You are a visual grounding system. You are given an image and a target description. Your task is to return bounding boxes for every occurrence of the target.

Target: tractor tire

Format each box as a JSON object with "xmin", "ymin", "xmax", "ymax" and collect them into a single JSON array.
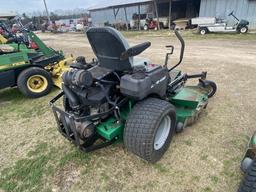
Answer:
[
  {"xmin": 17, "ymin": 67, "xmax": 53, "ymax": 98},
  {"xmin": 124, "ymin": 97, "xmax": 176, "ymax": 163},
  {"xmin": 198, "ymin": 80, "xmax": 217, "ymax": 98},
  {"xmin": 240, "ymin": 26, "xmax": 248, "ymax": 34},
  {"xmin": 199, "ymin": 27, "xmax": 207, "ymax": 35},
  {"xmin": 238, "ymin": 159, "xmax": 256, "ymax": 192}
]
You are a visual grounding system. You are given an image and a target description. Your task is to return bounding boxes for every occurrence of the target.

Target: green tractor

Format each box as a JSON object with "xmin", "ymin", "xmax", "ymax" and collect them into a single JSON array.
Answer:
[
  {"xmin": 0, "ymin": 16, "xmax": 73, "ymax": 98},
  {"xmin": 50, "ymin": 27, "xmax": 217, "ymax": 163}
]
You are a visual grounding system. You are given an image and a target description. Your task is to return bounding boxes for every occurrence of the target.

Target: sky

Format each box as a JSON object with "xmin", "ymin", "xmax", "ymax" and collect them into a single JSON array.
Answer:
[{"xmin": 0, "ymin": 0, "xmax": 98, "ymax": 14}]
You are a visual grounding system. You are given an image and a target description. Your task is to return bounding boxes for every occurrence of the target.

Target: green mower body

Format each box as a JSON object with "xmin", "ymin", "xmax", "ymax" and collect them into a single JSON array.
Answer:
[
  {"xmin": 50, "ymin": 27, "xmax": 217, "ymax": 163},
  {"xmin": 95, "ymin": 76, "xmax": 209, "ymax": 141},
  {"xmin": 0, "ymin": 31, "xmax": 66, "ymax": 97}
]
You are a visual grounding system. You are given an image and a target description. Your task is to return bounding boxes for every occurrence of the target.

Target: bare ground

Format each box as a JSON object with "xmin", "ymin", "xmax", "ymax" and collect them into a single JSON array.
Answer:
[{"xmin": 0, "ymin": 31, "xmax": 256, "ymax": 192}]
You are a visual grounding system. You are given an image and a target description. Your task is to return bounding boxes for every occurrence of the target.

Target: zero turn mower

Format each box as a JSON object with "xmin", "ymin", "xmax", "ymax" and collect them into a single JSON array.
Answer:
[{"xmin": 50, "ymin": 27, "xmax": 217, "ymax": 163}]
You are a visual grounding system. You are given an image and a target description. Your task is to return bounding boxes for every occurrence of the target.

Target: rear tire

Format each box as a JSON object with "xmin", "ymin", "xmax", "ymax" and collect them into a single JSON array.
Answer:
[
  {"xmin": 199, "ymin": 27, "xmax": 207, "ymax": 35},
  {"xmin": 124, "ymin": 98, "xmax": 176, "ymax": 163},
  {"xmin": 240, "ymin": 26, "xmax": 248, "ymax": 34},
  {"xmin": 17, "ymin": 67, "xmax": 53, "ymax": 98},
  {"xmin": 238, "ymin": 159, "xmax": 256, "ymax": 192}
]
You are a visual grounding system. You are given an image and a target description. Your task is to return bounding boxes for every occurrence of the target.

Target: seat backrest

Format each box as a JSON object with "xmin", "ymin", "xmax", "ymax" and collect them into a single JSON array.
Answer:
[{"xmin": 86, "ymin": 27, "xmax": 133, "ymax": 71}]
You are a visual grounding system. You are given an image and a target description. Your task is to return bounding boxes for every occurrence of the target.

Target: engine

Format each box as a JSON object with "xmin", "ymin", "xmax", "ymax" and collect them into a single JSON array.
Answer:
[{"xmin": 61, "ymin": 59, "xmax": 117, "ymax": 139}]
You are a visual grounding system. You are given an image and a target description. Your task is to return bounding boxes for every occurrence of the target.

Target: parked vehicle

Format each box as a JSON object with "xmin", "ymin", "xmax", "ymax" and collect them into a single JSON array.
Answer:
[
  {"xmin": 192, "ymin": 11, "xmax": 249, "ymax": 35},
  {"xmin": 130, "ymin": 13, "xmax": 168, "ymax": 30},
  {"xmin": 0, "ymin": 17, "xmax": 73, "ymax": 98}
]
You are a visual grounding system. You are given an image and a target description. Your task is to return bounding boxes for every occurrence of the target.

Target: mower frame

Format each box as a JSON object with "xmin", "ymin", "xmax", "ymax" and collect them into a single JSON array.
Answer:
[{"xmin": 50, "ymin": 28, "xmax": 217, "ymax": 160}]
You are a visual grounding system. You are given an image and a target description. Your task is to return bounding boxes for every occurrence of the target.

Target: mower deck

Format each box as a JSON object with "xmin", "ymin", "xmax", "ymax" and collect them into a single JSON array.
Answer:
[{"xmin": 170, "ymin": 86, "xmax": 208, "ymax": 126}]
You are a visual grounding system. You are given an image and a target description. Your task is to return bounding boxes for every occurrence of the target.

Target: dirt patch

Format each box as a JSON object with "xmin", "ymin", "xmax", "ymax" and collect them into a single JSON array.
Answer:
[{"xmin": 52, "ymin": 164, "xmax": 80, "ymax": 192}]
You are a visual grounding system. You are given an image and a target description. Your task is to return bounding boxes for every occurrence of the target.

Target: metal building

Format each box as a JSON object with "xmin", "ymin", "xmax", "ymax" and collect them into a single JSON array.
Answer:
[
  {"xmin": 88, "ymin": 0, "xmax": 256, "ymax": 29},
  {"xmin": 200, "ymin": 0, "xmax": 256, "ymax": 29},
  {"xmin": 89, "ymin": 0, "xmax": 153, "ymax": 27}
]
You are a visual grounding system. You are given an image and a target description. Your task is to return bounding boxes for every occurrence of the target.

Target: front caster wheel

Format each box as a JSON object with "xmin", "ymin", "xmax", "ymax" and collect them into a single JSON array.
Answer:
[
  {"xmin": 124, "ymin": 98, "xmax": 176, "ymax": 163},
  {"xmin": 198, "ymin": 80, "xmax": 217, "ymax": 98}
]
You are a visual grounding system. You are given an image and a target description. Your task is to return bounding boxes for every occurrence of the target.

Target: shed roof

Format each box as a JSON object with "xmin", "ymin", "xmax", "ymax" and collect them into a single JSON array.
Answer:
[
  {"xmin": 0, "ymin": 12, "xmax": 16, "ymax": 20},
  {"xmin": 88, "ymin": 0, "xmax": 152, "ymax": 11}
]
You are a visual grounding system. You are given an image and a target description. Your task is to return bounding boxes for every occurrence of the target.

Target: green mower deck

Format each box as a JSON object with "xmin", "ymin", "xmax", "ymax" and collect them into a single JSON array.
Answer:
[{"xmin": 96, "ymin": 85, "xmax": 209, "ymax": 141}]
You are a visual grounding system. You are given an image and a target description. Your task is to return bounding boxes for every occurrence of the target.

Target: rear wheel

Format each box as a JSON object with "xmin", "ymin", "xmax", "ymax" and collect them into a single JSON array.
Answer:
[
  {"xmin": 124, "ymin": 98, "xmax": 176, "ymax": 163},
  {"xmin": 238, "ymin": 159, "xmax": 256, "ymax": 192},
  {"xmin": 240, "ymin": 26, "xmax": 248, "ymax": 34},
  {"xmin": 199, "ymin": 27, "xmax": 207, "ymax": 35},
  {"xmin": 17, "ymin": 67, "xmax": 53, "ymax": 98}
]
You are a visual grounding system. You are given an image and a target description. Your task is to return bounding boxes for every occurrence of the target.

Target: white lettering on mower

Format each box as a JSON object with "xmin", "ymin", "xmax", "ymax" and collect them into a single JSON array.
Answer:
[{"xmin": 151, "ymin": 76, "xmax": 167, "ymax": 89}]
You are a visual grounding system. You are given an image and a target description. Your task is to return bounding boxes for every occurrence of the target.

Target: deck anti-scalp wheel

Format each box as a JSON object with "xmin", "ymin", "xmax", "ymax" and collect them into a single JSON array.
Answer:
[
  {"xmin": 198, "ymin": 80, "xmax": 217, "ymax": 98},
  {"xmin": 17, "ymin": 67, "xmax": 53, "ymax": 98},
  {"xmin": 124, "ymin": 97, "xmax": 176, "ymax": 163}
]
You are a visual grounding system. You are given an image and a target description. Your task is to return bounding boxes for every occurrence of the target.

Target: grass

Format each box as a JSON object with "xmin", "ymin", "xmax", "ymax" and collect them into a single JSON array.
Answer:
[
  {"xmin": 121, "ymin": 29, "xmax": 256, "ymax": 40},
  {"xmin": 1, "ymin": 32, "xmax": 255, "ymax": 191},
  {"xmin": 153, "ymin": 163, "xmax": 168, "ymax": 173},
  {"xmin": 0, "ymin": 143, "xmax": 53, "ymax": 192},
  {"xmin": 0, "ymin": 141, "xmax": 91, "ymax": 192}
]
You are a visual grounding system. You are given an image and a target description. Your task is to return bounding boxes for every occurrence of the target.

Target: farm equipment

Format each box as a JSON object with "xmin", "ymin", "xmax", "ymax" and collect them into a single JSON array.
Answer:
[
  {"xmin": 130, "ymin": 13, "xmax": 168, "ymax": 30},
  {"xmin": 144, "ymin": 18, "xmax": 158, "ymax": 30},
  {"xmin": 50, "ymin": 27, "xmax": 217, "ymax": 163},
  {"xmin": 238, "ymin": 132, "xmax": 256, "ymax": 191},
  {"xmin": 192, "ymin": 11, "xmax": 249, "ymax": 35},
  {"xmin": 0, "ymin": 19, "xmax": 73, "ymax": 98}
]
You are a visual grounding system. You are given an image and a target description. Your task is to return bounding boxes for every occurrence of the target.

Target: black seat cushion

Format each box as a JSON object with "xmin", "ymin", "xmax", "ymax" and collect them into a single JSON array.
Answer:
[{"xmin": 86, "ymin": 27, "xmax": 132, "ymax": 71}]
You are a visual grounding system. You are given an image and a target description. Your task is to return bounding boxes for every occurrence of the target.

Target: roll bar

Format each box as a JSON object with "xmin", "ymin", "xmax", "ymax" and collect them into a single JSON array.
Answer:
[{"xmin": 166, "ymin": 30, "xmax": 185, "ymax": 72}]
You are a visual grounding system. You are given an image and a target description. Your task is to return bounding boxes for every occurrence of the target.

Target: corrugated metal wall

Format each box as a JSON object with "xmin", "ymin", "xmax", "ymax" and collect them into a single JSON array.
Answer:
[
  {"xmin": 200, "ymin": 0, "xmax": 256, "ymax": 29},
  {"xmin": 90, "ymin": 4, "xmax": 152, "ymax": 27}
]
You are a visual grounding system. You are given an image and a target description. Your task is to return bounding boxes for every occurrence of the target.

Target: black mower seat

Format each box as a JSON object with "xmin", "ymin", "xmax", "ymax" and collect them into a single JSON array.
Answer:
[{"xmin": 86, "ymin": 27, "xmax": 150, "ymax": 71}]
